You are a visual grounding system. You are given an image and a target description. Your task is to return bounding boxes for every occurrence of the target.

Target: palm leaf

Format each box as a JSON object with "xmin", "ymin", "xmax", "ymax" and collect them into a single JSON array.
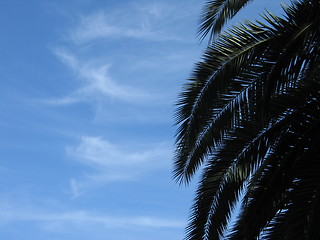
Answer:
[
  {"xmin": 199, "ymin": 0, "xmax": 253, "ymax": 41},
  {"xmin": 175, "ymin": 0, "xmax": 320, "ymax": 239}
]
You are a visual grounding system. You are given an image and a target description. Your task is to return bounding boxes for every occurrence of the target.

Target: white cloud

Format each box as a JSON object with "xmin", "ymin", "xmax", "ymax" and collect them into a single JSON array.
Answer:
[
  {"xmin": 137, "ymin": 3, "xmax": 163, "ymax": 18},
  {"xmin": 0, "ymin": 203, "xmax": 184, "ymax": 231},
  {"xmin": 67, "ymin": 136, "xmax": 172, "ymax": 197},
  {"xmin": 45, "ymin": 1, "xmax": 200, "ymax": 112},
  {"xmin": 48, "ymin": 48, "xmax": 152, "ymax": 104},
  {"xmin": 68, "ymin": 5, "xmax": 183, "ymax": 44},
  {"xmin": 70, "ymin": 178, "xmax": 85, "ymax": 198},
  {"xmin": 67, "ymin": 136, "xmax": 168, "ymax": 169}
]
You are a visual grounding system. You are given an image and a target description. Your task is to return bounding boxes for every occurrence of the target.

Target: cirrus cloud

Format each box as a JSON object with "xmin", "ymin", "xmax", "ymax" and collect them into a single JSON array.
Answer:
[{"xmin": 66, "ymin": 136, "xmax": 172, "ymax": 197}]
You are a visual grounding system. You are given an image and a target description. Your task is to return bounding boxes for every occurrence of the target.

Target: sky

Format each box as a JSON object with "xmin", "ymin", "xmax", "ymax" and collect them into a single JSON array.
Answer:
[{"xmin": 0, "ymin": 0, "xmax": 285, "ymax": 240}]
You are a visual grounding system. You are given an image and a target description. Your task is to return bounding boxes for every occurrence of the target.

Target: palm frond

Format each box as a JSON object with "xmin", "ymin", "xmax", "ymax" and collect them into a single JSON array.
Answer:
[
  {"xmin": 185, "ymin": 117, "xmax": 291, "ymax": 240},
  {"xmin": 174, "ymin": 21, "xmax": 272, "ymax": 184},
  {"xmin": 229, "ymin": 64, "xmax": 320, "ymax": 239},
  {"xmin": 199, "ymin": 0, "xmax": 253, "ymax": 41},
  {"xmin": 175, "ymin": 0, "xmax": 320, "ymax": 239}
]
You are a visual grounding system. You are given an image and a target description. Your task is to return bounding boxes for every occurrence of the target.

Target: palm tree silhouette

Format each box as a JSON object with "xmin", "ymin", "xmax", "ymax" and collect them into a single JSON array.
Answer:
[{"xmin": 174, "ymin": 0, "xmax": 320, "ymax": 239}]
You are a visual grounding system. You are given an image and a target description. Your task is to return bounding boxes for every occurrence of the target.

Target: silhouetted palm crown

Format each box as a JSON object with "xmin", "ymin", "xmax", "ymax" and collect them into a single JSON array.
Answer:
[{"xmin": 174, "ymin": 0, "xmax": 320, "ymax": 239}]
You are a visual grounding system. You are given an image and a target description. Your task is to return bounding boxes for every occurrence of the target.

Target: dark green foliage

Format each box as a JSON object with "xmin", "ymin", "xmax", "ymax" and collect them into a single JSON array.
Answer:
[
  {"xmin": 174, "ymin": 0, "xmax": 320, "ymax": 239},
  {"xmin": 199, "ymin": 0, "xmax": 253, "ymax": 41}
]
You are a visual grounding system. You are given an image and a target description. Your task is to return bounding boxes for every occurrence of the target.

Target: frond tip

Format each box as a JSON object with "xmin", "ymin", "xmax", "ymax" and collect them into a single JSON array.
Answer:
[{"xmin": 199, "ymin": 0, "xmax": 253, "ymax": 41}]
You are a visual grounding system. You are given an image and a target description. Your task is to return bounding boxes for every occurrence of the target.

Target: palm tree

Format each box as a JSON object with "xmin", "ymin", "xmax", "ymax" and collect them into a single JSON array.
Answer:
[{"xmin": 174, "ymin": 0, "xmax": 320, "ymax": 239}]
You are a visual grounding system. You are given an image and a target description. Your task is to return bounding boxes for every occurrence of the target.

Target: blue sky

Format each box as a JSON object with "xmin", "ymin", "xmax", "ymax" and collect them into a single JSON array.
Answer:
[{"xmin": 0, "ymin": 0, "xmax": 284, "ymax": 239}]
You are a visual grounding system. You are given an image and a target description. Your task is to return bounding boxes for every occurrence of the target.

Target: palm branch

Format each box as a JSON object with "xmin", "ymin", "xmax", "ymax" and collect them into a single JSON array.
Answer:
[
  {"xmin": 199, "ymin": 0, "xmax": 254, "ymax": 40},
  {"xmin": 174, "ymin": 0, "xmax": 320, "ymax": 239}
]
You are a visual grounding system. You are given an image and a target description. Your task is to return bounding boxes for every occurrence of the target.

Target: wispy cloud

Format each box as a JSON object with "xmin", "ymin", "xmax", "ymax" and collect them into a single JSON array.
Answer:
[
  {"xmin": 67, "ymin": 136, "xmax": 171, "ymax": 197},
  {"xmin": 45, "ymin": 1, "xmax": 200, "ymax": 110},
  {"xmin": 68, "ymin": 4, "xmax": 183, "ymax": 44},
  {"xmin": 0, "ymin": 202, "xmax": 183, "ymax": 231},
  {"xmin": 67, "ymin": 136, "xmax": 169, "ymax": 169},
  {"xmin": 47, "ymin": 48, "xmax": 152, "ymax": 105}
]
